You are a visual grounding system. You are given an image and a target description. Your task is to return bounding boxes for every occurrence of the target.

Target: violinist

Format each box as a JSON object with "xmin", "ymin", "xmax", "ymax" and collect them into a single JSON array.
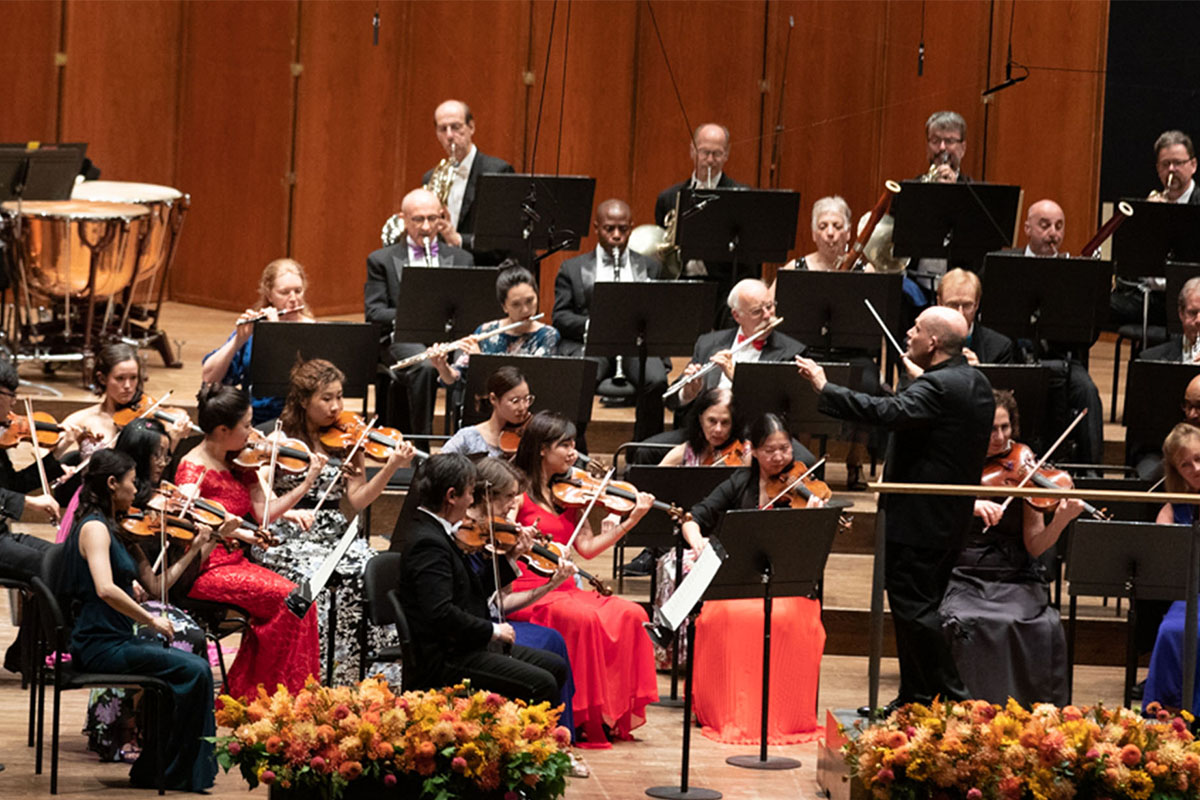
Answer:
[
  {"xmin": 938, "ymin": 390, "xmax": 1082, "ymax": 708},
  {"xmin": 660, "ymin": 388, "xmax": 746, "ymax": 467},
  {"xmin": 441, "ymin": 366, "xmax": 533, "ymax": 458},
  {"xmin": 253, "ymin": 358, "xmax": 415, "ymax": 686},
  {"xmin": 201, "ymin": 258, "xmax": 314, "ymax": 424},
  {"xmin": 510, "ymin": 411, "xmax": 658, "ymax": 745},
  {"xmin": 672, "ymin": 412, "xmax": 827, "ymax": 745},
  {"xmin": 176, "ymin": 384, "xmax": 322, "ymax": 700},
  {"xmin": 53, "ymin": 449, "xmax": 218, "ymax": 791}
]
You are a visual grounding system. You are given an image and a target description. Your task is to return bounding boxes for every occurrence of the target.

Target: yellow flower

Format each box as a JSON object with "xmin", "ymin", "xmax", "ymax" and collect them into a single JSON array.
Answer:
[
  {"xmin": 1127, "ymin": 769, "xmax": 1154, "ymax": 800},
  {"xmin": 456, "ymin": 741, "xmax": 487, "ymax": 776}
]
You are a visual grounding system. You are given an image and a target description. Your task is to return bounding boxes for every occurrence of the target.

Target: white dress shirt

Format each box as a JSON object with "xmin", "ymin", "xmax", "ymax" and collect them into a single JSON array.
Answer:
[
  {"xmin": 594, "ymin": 245, "xmax": 644, "ymax": 283},
  {"xmin": 448, "ymin": 144, "xmax": 478, "ymax": 228},
  {"xmin": 1173, "ymin": 179, "xmax": 1196, "ymax": 205},
  {"xmin": 407, "ymin": 236, "xmax": 441, "ymax": 267}
]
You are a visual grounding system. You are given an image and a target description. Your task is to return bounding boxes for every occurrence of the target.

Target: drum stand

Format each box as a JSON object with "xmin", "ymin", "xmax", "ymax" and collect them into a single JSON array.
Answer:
[{"xmin": 115, "ymin": 194, "xmax": 188, "ymax": 368}]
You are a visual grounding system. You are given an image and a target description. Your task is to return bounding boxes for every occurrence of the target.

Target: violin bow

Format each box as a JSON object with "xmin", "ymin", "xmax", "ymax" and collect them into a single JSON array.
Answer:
[
  {"xmin": 564, "ymin": 467, "xmax": 616, "ymax": 554},
  {"xmin": 22, "ymin": 399, "xmax": 57, "ymax": 525},
  {"xmin": 259, "ymin": 420, "xmax": 284, "ymax": 528},
  {"xmin": 484, "ymin": 484, "xmax": 506, "ymax": 627},
  {"xmin": 986, "ymin": 408, "xmax": 1088, "ymax": 530},
  {"xmin": 760, "ymin": 456, "xmax": 826, "ymax": 510},
  {"xmin": 311, "ymin": 415, "xmax": 376, "ymax": 515}
]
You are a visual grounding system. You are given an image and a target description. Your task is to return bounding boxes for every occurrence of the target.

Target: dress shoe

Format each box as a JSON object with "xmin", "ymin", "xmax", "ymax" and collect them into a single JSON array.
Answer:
[
  {"xmin": 857, "ymin": 698, "xmax": 903, "ymax": 718},
  {"xmin": 845, "ymin": 464, "xmax": 867, "ymax": 491},
  {"xmin": 621, "ymin": 549, "xmax": 656, "ymax": 577}
]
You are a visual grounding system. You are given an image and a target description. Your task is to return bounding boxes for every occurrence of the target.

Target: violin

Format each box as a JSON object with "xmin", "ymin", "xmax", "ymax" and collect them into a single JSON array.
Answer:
[
  {"xmin": 319, "ymin": 411, "xmax": 428, "ymax": 463},
  {"xmin": 981, "ymin": 441, "xmax": 1109, "ymax": 520},
  {"xmin": 456, "ymin": 516, "xmax": 612, "ymax": 596},
  {"xmin": 120, "ymin": 507, "xmax": 199, "ymax": 543},
  {"xmin": 703, "ymin": 439, "xmax": 750, "ymax": 467},
  {"xmin": 762, "ymin": 461, "xmax": 832, "ymax": 508},
  {"xmin": 232, "ymin": 428, "xmax": 316, "ymax": 473},
  {"xmin": 112, "ymin": 394, "xmax": 202, "ymax": 434},
  {"xmin": 0, "ymin": 410, "xmax": 62, "ymax": 449},
  {"xmin": 150, "ymin": 481, "xmax": 278, "ymax": 547},
  {"xmin": 498, "ymin": 421, "xmax": 526, "ymax": 456},
  {"xmin": 550, "ymin": 467, "xmax": 690, "ymax": 523}
]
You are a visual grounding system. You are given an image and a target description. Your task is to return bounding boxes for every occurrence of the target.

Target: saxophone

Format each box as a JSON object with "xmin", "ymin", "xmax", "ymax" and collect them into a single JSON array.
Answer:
[{"xmin": 425, "ymin": 142, "xmax": 458, "ymax": 207}]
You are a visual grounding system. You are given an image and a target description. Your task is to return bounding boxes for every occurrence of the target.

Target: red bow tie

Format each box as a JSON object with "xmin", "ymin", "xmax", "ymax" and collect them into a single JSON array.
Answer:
[{"xmin": 736, "ymin": 332, "xmax": 766, "ymax": 351}]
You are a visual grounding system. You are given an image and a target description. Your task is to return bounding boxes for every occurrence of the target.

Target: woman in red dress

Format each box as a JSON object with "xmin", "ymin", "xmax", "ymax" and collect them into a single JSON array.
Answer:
[
  {"xmin": 677, "ymin": 412, "xmax": 826, "ymax": 745},
  {"xmin": 176, "ymin": 384, "xmax": 324, "ymax": 699},
  {"xmin": 509, "ymin": 411, "xmax": 659, "ymax": 746}
]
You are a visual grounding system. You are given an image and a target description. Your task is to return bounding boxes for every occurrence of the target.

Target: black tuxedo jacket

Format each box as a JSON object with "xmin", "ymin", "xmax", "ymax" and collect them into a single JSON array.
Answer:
[
  {"xmin": 552, "ymin": 249, "xmax": 661, "ymax": 349},
  {"xmin": 422, "ymin": 150, "xmax": 515, "ymax": 253},
  {"xmin": 395, "ymin": 511, "xmax": 516, "ymax": 689},
  {"xmin": 968, "ymin": 323, "xmax": 1016, "ymax": 364},
  {"xmin": 654, "ymin": 173, "xmax": 745, "ymax": 227},
  {"xmin": 818, "ymin": 355, "xmax": 994, "ymax": 549},
  {"xmin": 667, "ymin": 327, "xmax": 807, "ymax": 410},
  {"xmin": 364, "ymin": 241, "xmax": 475, "ymax": 331},
  {"xmin": 1140, "ymin": 336, "xmax": 1184, "ymax": 362}
]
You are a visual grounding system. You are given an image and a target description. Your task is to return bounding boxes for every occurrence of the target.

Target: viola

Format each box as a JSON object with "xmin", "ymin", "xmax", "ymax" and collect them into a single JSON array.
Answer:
[
  {"xmin": 112, "ymin": 394, "xmax": 202, "ymax": 434},
  {"xmin": 550, "ymin": 467, "xmax": 690, "ymax": 523},
  {"xmin": 981, "ymin": 441, "xmax": 1109, "ymax": 520},
  {"xmin": 150, "ymin": 481, "xmax": 278, "ymax": 547},
  {"xmin": 319, "ymin": 411, "xmax": 428, "ymax": 463},
  {"xmin": 703, "ymin": 439, "xmax": 750, "ymax": 467},
  {"xmin": 232, "ymin": 428, "xmax": 316, "ymax": 473},
  {"xmin": 762, "ymin": 461, "xmax": 832, "ymax": 508},
  {"xmin": 0, "ymin": 410, "xmax": 63, "ymax": 449}
]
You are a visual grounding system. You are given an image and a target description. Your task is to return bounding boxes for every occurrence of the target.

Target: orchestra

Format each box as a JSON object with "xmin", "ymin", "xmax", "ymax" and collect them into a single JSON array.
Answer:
[{"xmin": 4, "ymin": 78, "xmax": 1200, "ymax": 796}]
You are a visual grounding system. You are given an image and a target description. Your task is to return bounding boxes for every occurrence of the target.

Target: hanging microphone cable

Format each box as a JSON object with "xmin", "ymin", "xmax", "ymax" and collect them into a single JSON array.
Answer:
[
  {"xmin": 527, "ymin": 0, "xmax": 559, "ymax": 173},
  {"xmin": 645, "ymin": 0, "xmax": 694, "ymax": 143}
]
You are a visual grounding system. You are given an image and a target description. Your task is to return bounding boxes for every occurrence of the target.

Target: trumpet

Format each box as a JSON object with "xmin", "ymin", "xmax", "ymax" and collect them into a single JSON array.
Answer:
[
  {"xmin": 1149, "ymin": 172, "xmax": 1176, "ymax": 201},
  {"xmin": 390, "ymin": 313, "xmax": 545, "ymax": 371},
  {"xmin": 921, "ymin": 152, "xmax": 952, "ymax": 183},
  {"xmin": 662, "ymin": 317, "xmax": 783, "ymax": 400}
]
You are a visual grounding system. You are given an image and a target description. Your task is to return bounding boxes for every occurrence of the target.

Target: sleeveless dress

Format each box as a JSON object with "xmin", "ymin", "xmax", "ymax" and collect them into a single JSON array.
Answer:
[
  {"xmin": 1144, "ymin": 504, "xmax": 1200, "ymax": 710},
  {"xmin": 61, "ymin": 513, "xmax": 217, "ymax": 791},
  {"xmin": 253, "ymin": 461, "xmax": 401, "ymax": 687},
  {"xmin": 510, "ymin": 495, "xmax": 658, "ymax": 746},
  {"xmin": 177, "ymin": 461, "xmax": 320, "ymax": 699}
]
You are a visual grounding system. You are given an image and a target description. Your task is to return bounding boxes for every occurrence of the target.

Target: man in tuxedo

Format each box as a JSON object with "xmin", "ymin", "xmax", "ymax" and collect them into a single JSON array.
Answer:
[
  {"xmin": 1148, "ymin": 130, "xmax": 1200, "ymax": 205},
  {"xmin": 921, "ymin": 110, "xmax": 971, "ymax": 184},
  {"xmin": 1140, "ymin": 277, "xmax": 1200, "ymax": 363},
  {"xmin": 1022, "ymin": 199, "xmax": 1065, "ymax": 257},
  {"xmin": 423, "ymin": 99, "xmax": 515, "ymax": 261},
  {"xmin": 936, "ymin": 268, "xmax": 1014, "ymax": 364},
  {"xmin": 797, "ymin": 306, "xmax": 994, "ymax": 713},
  {"xmin": 394, "ymin": 453, "xmax": 568, "ymax": 706},
  {"xmin": 365, "ymin": 187, "xmax": 475, "ymax": 434},
  {"xmin": 554, "ymin": 198, "xmax": 667, "ymax": 442}
]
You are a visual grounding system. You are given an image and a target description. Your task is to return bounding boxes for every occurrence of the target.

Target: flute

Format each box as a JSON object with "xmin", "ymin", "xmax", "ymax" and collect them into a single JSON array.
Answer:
[
  {"xmin": 662, "ymin": 316, "xmax": 783, "ymax": 400},
  {"xmin": 389, "ymin": 313, "xmax": 545, "ymax": 370}
]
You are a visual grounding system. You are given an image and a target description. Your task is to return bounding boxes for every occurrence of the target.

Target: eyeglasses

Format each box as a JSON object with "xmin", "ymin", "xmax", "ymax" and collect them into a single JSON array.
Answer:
[
  {"xmin": 743, "ymin": 301, "xmax": 776, "ymax": 316},
  {"xmin": 1160, "ymin": 158, "xmax": 1195, "ymax": 170},
  {"xmin": 0, "ymin": 389, "xmax": 16, "ymax": 399},
  {"xmin": 928, "ymin": 135, "xmax": 963, "ymax": 147},
  {"xmin": 506, "ymin": 394, "xmax": 536, "ymax": 406},
  {"xmin": 152, "ymin": 450, "xmax": 171, "ymax": 463},
  {"xmin": 406, "ymin": 215, "xmax": 441, "ymax": 226}
]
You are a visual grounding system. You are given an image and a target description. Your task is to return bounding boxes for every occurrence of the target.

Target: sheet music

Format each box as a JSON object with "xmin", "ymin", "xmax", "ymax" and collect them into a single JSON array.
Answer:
[
  {"xmin": 658, "ymin": 539, "xmax": 727, "ymax": 631},
  {"xmin": 304, "ymin": 515, "xmax": 361, "ymax": 601}
]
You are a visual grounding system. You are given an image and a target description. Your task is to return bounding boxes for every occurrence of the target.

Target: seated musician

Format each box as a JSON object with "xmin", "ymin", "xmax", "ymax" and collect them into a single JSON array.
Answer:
[
  {"xmin": 553, "ymin": 198, "xmax": 668, "ymax": 443},
  {"xmin": 441, "ymin": 366, "xmax": 532, "ymax": 459},
  {"xmin": 431, "ymin": 261, "xmax": 559, "ymax": 392},
  {"xmin": 938, "ymin": 389, "xmax": 1082, "ymax": 707},
  {"xmin": 201, "ymin": 258, "xmax": 314, "ymax": 425},
  {"xmin": 394, "ymin": 452, "xmax": 568, "ymax": 707},
  {"xmin": 937, "ymin": 268, "xmax": 1015, "ymax": 364},
  {"xmin": 365, "ymin": 187, "xmax": 475, "ymax": 435},
  {"xmin": 776, "ymin": 195, "xmax": 855, "ymax": 273},
  {"xmin": 660, "ymin": 387, "xmax": 745, "ymax": 467},
  {"xmin": 1139, "ymin": 276, "xmax": 1200, "ymax": 363},
  {"xmin": 675, "ymin": 412, "xmax": 826, "ymax": 744},
  {"xmin": 1131, "ymin": 374, "xmax": 1200, "ymax": 482},
  {"xmin": 921, "ymin": 110, "xmax": 971, "ymax": 183}
]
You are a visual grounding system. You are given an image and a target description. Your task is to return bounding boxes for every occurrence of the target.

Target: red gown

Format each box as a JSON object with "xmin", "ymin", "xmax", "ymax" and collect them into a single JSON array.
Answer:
[
  {"xmin": 509, "ymin": 495, "xmax": 658, "ymax": 746},
  {"xmin": 176, "ymin": 461, "xmax": 319, "ymax": 700}
]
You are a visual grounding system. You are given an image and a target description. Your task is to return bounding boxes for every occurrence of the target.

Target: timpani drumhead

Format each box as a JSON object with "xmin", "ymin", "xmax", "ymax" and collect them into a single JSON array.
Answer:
[{"xmin": 71, "ymin": 180, "xmax": 183, "ymax": 204}]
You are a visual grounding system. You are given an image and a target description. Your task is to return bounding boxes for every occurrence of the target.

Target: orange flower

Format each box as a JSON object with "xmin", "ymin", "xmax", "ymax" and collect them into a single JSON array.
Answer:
[
  {"xmin": 1121, "ymin": 744, "xmax": 1143, "ymax": 767},
  {"xmin": 265, "ymin": 735, "xmax": 284, "ymax": 754},
  {"xmin": 338, "ymin": 760, "xmax": 363, "ymax": 780}
]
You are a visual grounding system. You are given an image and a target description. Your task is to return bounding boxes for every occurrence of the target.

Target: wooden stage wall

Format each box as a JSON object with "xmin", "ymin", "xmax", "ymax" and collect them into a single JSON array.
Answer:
[{"xmin": 0, "ymin": 0, "xmax": 1108, "ymax": 316}]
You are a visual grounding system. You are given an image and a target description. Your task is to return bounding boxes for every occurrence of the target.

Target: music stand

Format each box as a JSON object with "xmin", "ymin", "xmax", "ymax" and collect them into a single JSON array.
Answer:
[
  {"xmin": 1112, "ymin": 200, "xmax": 1200, "ymax": 279},
  {"xmin": 389, "ymin": 266, "xmax": 499, "ymax": 343},
  {"xmin": 774, "ymin": 271, "xmax": 904, "ymax": 354},
  {"xmin": 459, "ymin": 354, "xmax": 597, "ymax": 430},
  {"xmin": 248, "ymin": 321, "xmax": 378, "ymax": 400},
  {"xmin": 732, "ymin": 362, "xmax": 854, "ymax": 469},
  {"xmin": 891, "ymin": 181, "xmax": 1021, "ymax": 270},
  {"xmin": 676, "ymin": 187, "xmax": 800, "ymax": 286},
  {"xmin": 471, "ymin": 174, "xmax": 595, "ymax": 267},
  {"xmin": 1165, "ymin": 261, "xmax": 1200, "ymax": 337},
  {"xmin": 979, "ymin": 254, "xmax": 1111, "ymax": 350},
  {"xmin": 0, "ymin": 145, "xmax": 84, "ymax": 202},
  {"xmin": 1122, "ymin": 361, "xmax": 1200, "ymax": 464},
  {"xmin": 974, "ymin": 365, "xmax": 1053, "ymax": 453},
  {"xmin": 1066, "ymin": 519, "xmax": 1200, "ymax": 712}
]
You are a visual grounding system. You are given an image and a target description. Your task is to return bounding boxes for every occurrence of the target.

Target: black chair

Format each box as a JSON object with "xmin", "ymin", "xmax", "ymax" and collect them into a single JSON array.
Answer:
[
  {"xmin": 172, "ymin": 595, "xmax": 251, "ymax": 694},
  {"xmin": 1, "ymin": 575, "xmax": 40, "ymax": 748},
  {"xmin": 362, "ymin": 553, "xmax": 415, "ymax": 689},
  {"xmin": 31, "ymin": 545, "xmax": 168, "ymax": 795}
]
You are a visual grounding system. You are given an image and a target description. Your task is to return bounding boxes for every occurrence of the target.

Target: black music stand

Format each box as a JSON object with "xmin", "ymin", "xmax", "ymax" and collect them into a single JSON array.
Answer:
[
  {"xmin": 459, "ymin": 354, "xmax": 596, "ymax": 430},
  {"xmin": 0, "ymin": 145, "xmax": 84, "ymax": 202},
  {"xmin": 472, "ymin": 174, "xmax": 595, "ymax": 267},
  {"xmin": 979, "ymin": 254, "xmax": 1111, "ymax": 352},
  {"xmin": 1166, "ymin": 261, "xmax": 1200, "ymax": 337},
  {"xmin": 248, "ymin": 321, "xmax": 378, "ymax": 401},
  {"xmin": 676, "ymin": 188, "xmax": 800, "ymax": 286},
  {"xmin": 1113, "ymin": 200, "xmax": 1200, "ymax": 279},
  {"xmin": 389, "ymin": 266, "xmax": 499, "ymax": 344},
  {"xmin": 774, "ymin": 271, "xmax": 904, "ymax": 355},
  {"xmin": 624, "ymin": 465, "xmax": 739, "ymax": 706},
  {"xmin": 1066, "ymin": 519, "xmax": 1200, "ymax": 712},
  {"xmin": 1122, "ymin": 361, "xmax": 1200, "ymax": 464},
  {"xmin": 891, "ymin": 181, "xmax": 1021, "ymax": 270},
  {"xmin": 974, "ymin": 364, "xmax": 1053, "ymax": 453},
  {"xmin": 588, "ymin": 280, "xmax": 717, "ymax": 419}
]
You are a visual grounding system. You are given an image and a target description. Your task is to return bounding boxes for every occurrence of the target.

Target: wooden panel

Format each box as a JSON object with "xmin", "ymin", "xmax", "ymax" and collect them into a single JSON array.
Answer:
[
  {"xmin": 0, "ymin": 1, "xmax": 61, "ymax": 143},
  {"xmin": 982, "ymin": 0, "xmax": 1108, "ymax": 254},
  {"xmin": 59, "ymin": 0, "xmax": 182, "ymax": 185},
  {"xmin": 289, "ymin": 0, "xmax": 410, "ymax": 315},
  {"xmin": 171, "ymin": 0, "xmax": 297, "ymax": 310}
]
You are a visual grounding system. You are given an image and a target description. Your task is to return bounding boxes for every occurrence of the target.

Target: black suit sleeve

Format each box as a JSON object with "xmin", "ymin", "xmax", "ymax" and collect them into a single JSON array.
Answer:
[
  {"xmin": 689, "ymin": 471, "xmax": 749, "ymax": 534},
  {"xmin": 405, "ymin": 537, "xmax": 495, "ymax": 652},
  {"xmin": 0, "ymin": 450, "xmax": 61, "ymax": 497},
  {"xmin": 0, "ymin": 488, "xmax": 24, "ymax": 521},
  {"xmin": 364, "ymin": 252, "xmax": 395, "ymax": 327},
  {"xmin": 818, "ymin": 376, "xmax": 945, "ymax": 429},
  {"xmin": 553, "ymin": 266, "xmax": 589, "ymax": 343}
]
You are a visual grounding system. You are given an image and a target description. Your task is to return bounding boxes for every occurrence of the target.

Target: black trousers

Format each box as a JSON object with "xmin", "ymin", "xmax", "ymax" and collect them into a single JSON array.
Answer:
[
  {"xmin": 442, "ymin": 644, "xmax": 568, "ymax": 708},
  {"xmin": 884, "ymin": 540, "xmax": 968, "ymax": 704},
  {"xmin": 383, "ymin": 341, "xmax": 440, "ymax": 436},
  {"xmin": 1044, "ymin": 359, "xmax": 1104, "ymax": 465},
  {"xmin": 0, "ymin": 530, "xmax": 52, "ymax": 583}
]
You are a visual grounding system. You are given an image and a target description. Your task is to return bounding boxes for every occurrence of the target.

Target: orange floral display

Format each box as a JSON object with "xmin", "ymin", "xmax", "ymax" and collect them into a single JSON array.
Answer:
[
  {"xmin": 844, "ymin": 699, "xmax": 1200, "ymax": 800},
  {"xmin": 210, "ymin": 677, "xmax": 572, "ymax": 799}
]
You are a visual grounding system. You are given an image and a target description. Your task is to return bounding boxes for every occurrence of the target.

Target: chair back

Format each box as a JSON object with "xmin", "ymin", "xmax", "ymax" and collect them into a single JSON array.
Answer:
[{"xmin": 363, "ymin": 553, "xmax": 403, "ymax": 626}]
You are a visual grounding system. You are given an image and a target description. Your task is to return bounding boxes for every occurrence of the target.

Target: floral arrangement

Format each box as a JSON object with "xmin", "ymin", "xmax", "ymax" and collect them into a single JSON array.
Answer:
[
  {"xmin": 210, "ymin": 677, "xmax": 572, "ymax": 800},
  {"xmin": 843, "ymin": 698, "xmax": 1200, "ymax": 800}
]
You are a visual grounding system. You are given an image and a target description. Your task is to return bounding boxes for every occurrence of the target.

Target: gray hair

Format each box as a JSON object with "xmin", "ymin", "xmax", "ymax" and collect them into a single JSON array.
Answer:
[
  {"xmin": 726, "ymin": 278, "xmax": 767, "ymax": 311},
  {"xmin": 1156, "ymin": 130, "xmax": 1195, "ymax": 160},
  {"xmin": 1179, "ymin": 276, "xmax": 1200, "ymax": 311},
  {"xmin": 925, "ymin": 110, "xmax": 967, "ymax": 139},
  {"xmin": 811, "ymin": 195, "xmax": 852, "ymax": 231}
]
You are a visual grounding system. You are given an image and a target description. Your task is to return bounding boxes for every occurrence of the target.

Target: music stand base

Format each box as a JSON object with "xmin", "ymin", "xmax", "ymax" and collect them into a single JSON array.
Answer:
[
  {"xmin": 651, "ymin": 697, "xmax": 686, "ymax": 709},
  {"xmin": 646, "ymin": 786, "xmax": 722, "ymax": 799},
  {"xmin": 725, "ymin": 754, "xmax": 802, "ymax": 770}
]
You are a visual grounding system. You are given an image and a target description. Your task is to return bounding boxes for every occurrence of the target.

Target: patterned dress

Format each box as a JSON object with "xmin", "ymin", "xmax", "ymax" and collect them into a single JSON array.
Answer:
[
  {"xmin": 178, "ymin": 461, "xmax": 320, "ymax": 699},
  {"xmin": 253, "ymin": 461, "xmax": 402, "ymax": 687}
]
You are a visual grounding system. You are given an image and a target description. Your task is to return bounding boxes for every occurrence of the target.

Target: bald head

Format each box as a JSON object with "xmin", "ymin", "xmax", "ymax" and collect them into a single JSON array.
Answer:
[
  {"xmin": 593, "ymin": 199, "xmax": 632, "ymax": 251},
  {"xmin": 1024, "ymin": 199, "xmax": 1065, "ymax": 257},
  {"xmin": 433, "ymin": 99, "xmax": 475, "ymax": 160},
  {"xmin": 905, "ymin": 306, "xmax": 968, "ymax": 368},
  {"xmin": 1186, "ymin": 375, "xmax": 1200, "ymax": 426},
  {"xmin": 400, "ymin": 188, "xmax": 442, "ymax": 246},
  {"xmin": 690, "ymin": 123, "xmax": 731, "ymax": 185}
]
